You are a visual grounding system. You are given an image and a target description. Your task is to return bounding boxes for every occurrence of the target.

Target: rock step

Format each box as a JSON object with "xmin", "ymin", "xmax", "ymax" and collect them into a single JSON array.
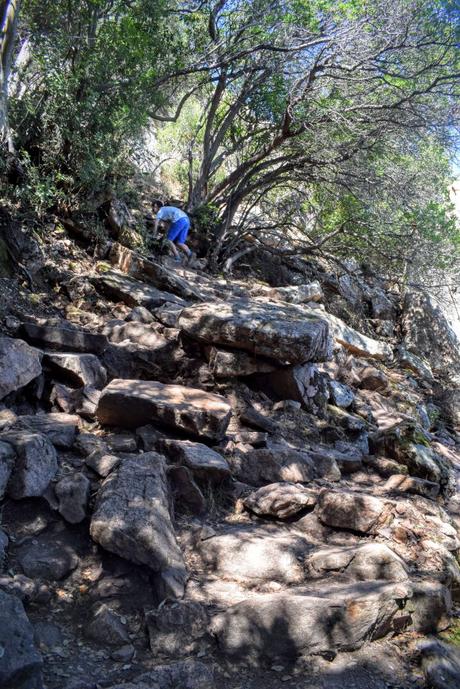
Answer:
[{"xmin": 209, "ymin": 578, "xmax": 451, "ymax": 662}]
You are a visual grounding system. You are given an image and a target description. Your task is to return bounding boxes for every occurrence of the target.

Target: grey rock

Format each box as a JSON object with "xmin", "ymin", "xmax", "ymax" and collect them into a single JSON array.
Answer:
[
  {"xmin": 358, "ymin": 366, "xmax": 389, "ymax": 392},
  {"xmin": 96, "ymin": 379, "xmax": 231, "ymax": 441},
  {"xmin": 167, "ymin": 465, "xmax": 206, "ymax": 515},
  {"xmin": 90, "ymin": 453, "xmax": 187, "ymax": 598},
  {"xmin": 0, "ymin": 574, "xmax": 50, "ymax": 604},
  {"xmin": 55, "ymin": 473, "xmax": 90, "ymax": 523},
  {"xmin": 210, "ymin": 580, "xmax": 412, "ymax": 662},
  {"xmin": 17, "ymin": 536, "xmax": 79, "ymax": 581},
  {"xmin": 207, "ymin": 346, "xmax": 277, "ymax": 377},
  {"xmin": 383, "ymin": 473, "xmax": 440, "ymax": 499},
  {"xmin": 408, "ymin": 580, "xmax": 451, "ymax": 633},
  {"xmin": 178, "ymin": 299, "xmax": 332, "ymax": 364},
  {"xmin": 74, "ymin": 432, "xmax": 107, "ymax": 457},
  {"xmin": 86, "ymin": 451, "xmax": 120, "ymax": 477},
  {"xmin": 102, "ymin": 320, "xmax": 170, "ymax": 349},
  {"xmin": 328, "ymin": 380, "xmax": 354, "ymax": 408},
  {"xmin": 44, "ymin": 352, "xmax": 107, "ymax": 389},
  {"xmin": 109, "ymin": 242, "xmax": 203, "ymax": 301},
  {"xmin": 258, "ymin": 364, "xmax": 330, "ymax": 416},
  {"xmin": 2, "ymin": 432, "xmax": 57, "ymax": 499},
  {"xmin": 85, "ymin": 604, "xmax": 130, "ymax": 646},
  {"xmin": 162, "ymin": 439, "xmax": 230, "ymax": 481},
  {"xmin": 419, "ymin": 639, "xmax": 460, "ymax": 689},
  {"xmin": 305, "ymin": 543, "xmax": 408, "ymax": 582},
  {"xmin": 243, "ymin": 482, "xmax": 317, "ymax": 519},
  {"xmin": 229, "ymin": 446, "xmax": 341, "ymax": 487},
  {"xmin": 398, "ymin": 346, "xmax": 433, "ymax": 380},
  {"xmin": 251, "ymin": 281, "xmax": 324, "ymax": 304},
  {"xmin": 11, "ymin": 413, "xmax": 79, "ymax": 448},
  {"xmin": 110, "ymin": 644, "xmax": 135, "ymax": 662},
  {"xmin": 101, "ymin": 339, "xmax": 182, "ymax": 381},
  {"xmin": 316, "ymin": 489, "xmax": 387, "ymax": 534},
  {"xmin": 93, "ymin": 269, "xmax": 186, "ymax": 309},
  {"xmin": 0, "ymin": 336, "xmax": 42, "ymax": 400},
  {"xmin": 0, "ymin": 440, "xmax": 15, "ymax": 499},
  {"xmin": 196, "ymin": 525, "xmax": 310, "ymax": 585},
  {"xmin": 19, "ymin": 322, "xmax": 108, "ymax": 355},
  {"xmin": 126, "ymin": 306, "xmax": 155, "ymax": 323},
  {"xmin": 106, "ymin": 433, "xmax": 138, "ymax": 453},
  {"xmin": 145, "ymin": 602, "xmax": 209, "ymax": 657},
  {"xmin": 153, "ymin": 303, "xmax": 184, "ymax": 328},
  {"xmin": 0, "ymin": 589, "xmax": 43, "ymax": 689}
]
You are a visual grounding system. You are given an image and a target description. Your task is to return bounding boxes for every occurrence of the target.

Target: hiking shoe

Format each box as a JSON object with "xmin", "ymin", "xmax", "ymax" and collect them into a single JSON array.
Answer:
[{"xmin": 185, "ymin": 251, "xmax": 196, "ymax": 267}]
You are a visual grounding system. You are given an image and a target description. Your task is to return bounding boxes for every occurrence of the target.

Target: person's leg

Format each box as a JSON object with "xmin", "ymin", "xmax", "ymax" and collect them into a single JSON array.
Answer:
[
  {"xmin": 166, "ymin": 219, "xmax": 186, "ymax": 261},
  {"xmin": 176, "ymin": 218, "xmax": 192, "ymax": 260}
]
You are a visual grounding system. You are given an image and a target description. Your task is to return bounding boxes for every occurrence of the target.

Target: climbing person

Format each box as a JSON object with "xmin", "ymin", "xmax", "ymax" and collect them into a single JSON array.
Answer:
[{"xmin": 151, "ymin": 200, "xmax": 194, "ymax": 264}]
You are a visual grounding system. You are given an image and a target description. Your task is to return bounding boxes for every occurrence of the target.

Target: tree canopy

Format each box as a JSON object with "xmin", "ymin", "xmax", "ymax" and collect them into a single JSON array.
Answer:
[{"xmin": 1, "ymin": 0, "xmax": 459, "ymax": 282}]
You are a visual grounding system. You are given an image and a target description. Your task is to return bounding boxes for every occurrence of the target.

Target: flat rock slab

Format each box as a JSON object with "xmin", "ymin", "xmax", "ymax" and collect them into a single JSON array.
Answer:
[
  {"xmin": 43, "ymin": 352, "xmax": 107, "ymax": 389},
  {"xmin": 19, "ymin": 322, "xmax": 108, "ymax": 354},
  {"xmin": 94, "ymin": 269, "xmax": 187, "ymax": 309},
  {"xmin": 1, "ymin": 431, "xmax": 57, "ymax": 499},
  {"xmin": 162, "ymin": 439, "xmax": 230, "ymax": 481},
  {"xmin": 210, "ymin": 580, "xmax": 412, "ymax": 661},
  {"xmin": 316, "ymin": 489, "xmax": 388, "ymax": 534},
  {"xmin": 97, "ymin": 379, "xmax": 231, "ymax": 441},
  {"xmin": 0, "ymin": 336, "xmax": 42, "ymax": 400},
  {"xmin": 243, "ymin": 482, "xmax": 317, "ymax": 519},
  {"xmin": 0, "ymin": 589, "xmax": 43, "ymax": 689},
  {"xmin": 251, "ymin": 282, "xmax": 323, "ymax": 304},
  {"xmin": 305, "ymin": 543, "xmax": 408, "ymax": 582},
  {"xmin": 90, "ymin": 452, "xmax": 187, "ymax": 599},
  {"xmin": 178, "ymin": 300, "xmax": 332, "ymax": 364},
  {"xmin": 383, "ymin": 474, "xmax": 440, "ymax": 500},
  {"xmin": 109, "ymin": 242, "xmax": 203, "ymax": 301},
  {"xmin": 11, "ymin": 413, "xmax": 79, "ymax": 448},
  {"xmin": 229, "ymin": 446, "xmax": 341, "ymax": 486},
  {"xmin": 196, "ymin": 525, "xmax": 311, "ymax": 585}
]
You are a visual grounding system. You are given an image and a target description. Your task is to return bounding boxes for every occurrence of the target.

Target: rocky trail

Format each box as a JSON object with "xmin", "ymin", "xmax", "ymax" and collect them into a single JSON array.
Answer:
[{"xmin": 1, "ymin": 234, "xmax": 460, "ymax": 689}]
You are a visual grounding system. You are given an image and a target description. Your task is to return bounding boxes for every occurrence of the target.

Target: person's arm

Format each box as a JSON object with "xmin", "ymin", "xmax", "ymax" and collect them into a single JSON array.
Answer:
[{"xmin": 152, "ymin": 217, "xmax": 160, "ymax": 239}]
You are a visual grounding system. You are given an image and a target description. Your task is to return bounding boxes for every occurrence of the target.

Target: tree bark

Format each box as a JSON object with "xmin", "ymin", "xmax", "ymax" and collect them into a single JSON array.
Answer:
[{"xmin": 0, "ymin": 0, "xmax": 20, "ymax": 151}]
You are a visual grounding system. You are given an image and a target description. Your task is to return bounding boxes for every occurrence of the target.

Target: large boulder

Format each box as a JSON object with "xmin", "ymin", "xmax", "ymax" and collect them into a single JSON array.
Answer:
[
  {"xmin": 401, "ymin": 290, "xmax": 460, "ymax": 375},
  {"xmin": 96, "ymin": 379, "xmax": 231, "ymax": 441},
  {"xmin": 109, "ymin": 242, "xmax": 203, "ymax": 301},
  {"xmin": 162, "ymin": 439, "xmax": 230, "ymax": 481},
  {"xmin": 196, "ymin": 525, "xmax": 310, "ymax": 585},
  {"xmin": 210, "ymin": 580, "xmax": 412, "ymax": 661},
  {"xmin": 316, "ymin": 489, "xmax": 388, "ymax": 534},
  {"xmin": 243, "ymin": 482, "xmax": 317, "ymax": 519},
  {"xmin": 93, "ymin": 270, "xmax": 186, "ymax": 310},
  {"xmin": 0, "ymin": 590, "xmax": 43, "ymax": 689},
  {"xmin": 10, "ymin": 413, "xmax": 79, "ymax": 449},
  {"xmin": 228, "ymin": 446, "xmax": 340, "ymax": 486},
  {"xmin": 18, "ymin": 322, "xmax": 108, "ymax": 355},
  {"xmin": 1, "ymin": 431, "xmax": 57, "ymax": 499},
  {"xmin": 90, "ymin": 453, "xmax": 187, "ymax": 598},
  {"xmin": 43, "ymin": 352, "xmax": 107, "ymax": 389},
  {"xmin": 256, "ymin": 363, "xmax": 329, "ymax": 416},
  {"xmin": 0, "ymin": 337, "xmax": 42, "ymax": 400},
  {"xmin": 178, "ymin": 300, "xmax": 332, "ymax": 364},
  {"xmin": 305, "ymin": 543, "xmax": 409, "ymax": 582}
]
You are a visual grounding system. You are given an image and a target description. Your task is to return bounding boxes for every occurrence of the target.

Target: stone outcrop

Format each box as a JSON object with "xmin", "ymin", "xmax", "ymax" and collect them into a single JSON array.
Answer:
[
  {"xmin": 0, "ymin": 336, "xmax": 42, "ymax": 400},
  {"xmin": 97, "ymin": 379, "xmax": 231, "ymax": 440},
  {"xmin": 178, "ymin": 300, "xmax": 332, "ymax": 364},
  {"xmin": 243, "ymin": 482, "xmax": 317, "ymax": 519},
  {"xmin": 0, "ymin": 590, "xmax": 43, "ymax": 689},
  {"xmin": 19, "ymin": 322, "xmax": 108, "ymax": 355},
  {"xmin": 90, "ymin": 453, "xmax": 187, "ymax": 598},
  {"xmin": 93, "ymin": 270, "xmax": 186, "ymax": 310},
  {"xmin": 1, "ymin": 431, "xmax": 57, "ymax": 499},
  {"xmin": 43, "ymin": 352, "xmax": 107, "ymax": 388}
]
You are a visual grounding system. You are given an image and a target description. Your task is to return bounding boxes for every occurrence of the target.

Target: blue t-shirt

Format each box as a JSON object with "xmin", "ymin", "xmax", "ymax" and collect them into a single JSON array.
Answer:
[{"xmin": 156, "ymin": 206, "xmax": 188, "ymax": 223}]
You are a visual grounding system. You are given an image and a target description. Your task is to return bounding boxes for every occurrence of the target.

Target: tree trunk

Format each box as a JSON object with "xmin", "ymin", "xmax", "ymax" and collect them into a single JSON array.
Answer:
[{"xmin": 0, "ymin": 0, "xmax": 20, "ymax": 152}]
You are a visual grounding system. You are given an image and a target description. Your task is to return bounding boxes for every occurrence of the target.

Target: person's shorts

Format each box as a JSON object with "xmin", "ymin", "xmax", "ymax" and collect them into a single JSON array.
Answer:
[{"xmin": 167, "ymin": 217, "xmax": 190, "ymax": 244}]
